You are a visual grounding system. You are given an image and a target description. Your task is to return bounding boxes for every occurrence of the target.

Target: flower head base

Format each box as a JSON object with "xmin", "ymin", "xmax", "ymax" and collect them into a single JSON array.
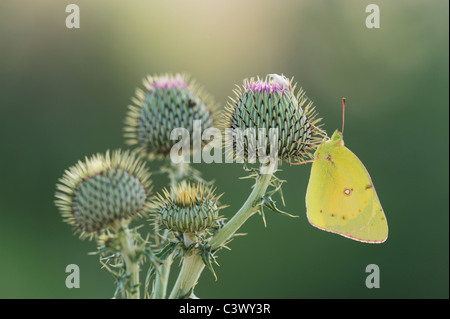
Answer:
[
  {"xmin": 124, "ymin": 73, "xmax": 217, "ymax": 159},
  {"xmin": 223, "ymin": 74, "xmax": 323, "ymax": 164},
  {"xmin": 151, "ymin": 183, "xmax": 224, "ymax": 234},
  {"xmin": 55, "ymin": 150, "xmax": 152, "ymax": 238}
]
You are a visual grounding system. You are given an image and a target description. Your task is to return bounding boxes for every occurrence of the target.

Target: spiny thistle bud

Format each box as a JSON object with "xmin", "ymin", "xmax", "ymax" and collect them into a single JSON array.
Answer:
[
  {"xmin": 223, "ymin": 74, "xmax": 323, "ymax": 164},
  {"xmin": 55, "ymin": 150, "xmax": 152, "ymax": 237},
  {"xmin": 124, "ymin": 73, "xmax": 218, "ymax": 158},
  {"xmin": 151, "ymin": 183, "xmax": 224, "ymax": 234}
]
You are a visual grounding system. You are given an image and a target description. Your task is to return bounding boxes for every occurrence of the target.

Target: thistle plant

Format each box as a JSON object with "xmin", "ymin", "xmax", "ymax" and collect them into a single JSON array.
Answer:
[
  {"xmin": 55, "ymin": 150, "xmax": 153, "ymax": 298},
  {"xmin": 211, "ymin": 74, "xmax": 323, "ymax": 247},
  {"xmin": 54, "ymin": 72, "xmax": 324, "ymax": 299},
  {"xmin": 122, "ymin": 73, "xmax": 220, "ymax": 298}
]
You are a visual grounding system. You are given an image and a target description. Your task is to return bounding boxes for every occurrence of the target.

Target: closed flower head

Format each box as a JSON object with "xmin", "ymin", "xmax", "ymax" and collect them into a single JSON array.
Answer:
[
  {"xmin": 223, "ymin": 74, "xmax": 323, "ymax": 164},
  {"xmin": 124, "ymin": 73, "xmax": 218, "ymax": 159},
  {"xmin": 151, "ymin": 183, "xmax": 224, "ymax": 234},
  {"xmin": 55, "ymin": 150, "xmax": 152, "ymax": 237}
]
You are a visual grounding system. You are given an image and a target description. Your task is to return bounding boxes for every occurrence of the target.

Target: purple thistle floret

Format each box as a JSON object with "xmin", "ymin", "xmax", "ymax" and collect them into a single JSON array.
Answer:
[
  {"xmin": 146, "ymin": 74, "xmax": 188, "ymax": 91},
  {"xmin": 243, "ymin": 74, "xmax": 291, "ymax": 94}
]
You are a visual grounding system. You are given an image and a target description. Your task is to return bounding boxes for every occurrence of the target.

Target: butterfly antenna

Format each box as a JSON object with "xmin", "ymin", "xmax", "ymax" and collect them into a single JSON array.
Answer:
[{"xmin": 341, "ymin": 97, "xmax": 346, "ymax": 135}]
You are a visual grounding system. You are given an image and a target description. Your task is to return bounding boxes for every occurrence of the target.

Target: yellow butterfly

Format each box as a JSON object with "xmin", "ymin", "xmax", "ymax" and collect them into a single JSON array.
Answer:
[{"xmin": 305, "ymin": 101, "xmax": 388, "ymax": 243}]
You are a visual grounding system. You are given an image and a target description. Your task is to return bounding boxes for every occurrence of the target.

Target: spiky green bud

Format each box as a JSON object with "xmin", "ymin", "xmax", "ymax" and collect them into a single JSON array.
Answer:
[
  {"xmin": 223, "ymin": 74, "xmax": 323, "ymax": 164},
  {"xmin": 55, "ymin": 150, "xmax": 152, "ymax": 237},
  {"xmin": 151, "ymin": 183, "xmax": 223, "ymax": 234},
  {"xmin": 124, "ymin": 73, "xmax": 217, "ymax": 158}
]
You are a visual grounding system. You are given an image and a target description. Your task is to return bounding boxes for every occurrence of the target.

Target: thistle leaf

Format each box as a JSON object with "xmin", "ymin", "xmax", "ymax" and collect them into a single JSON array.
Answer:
[{"xmin": 263, "ymin": 195, "xmax": 298, "ymax": 218}]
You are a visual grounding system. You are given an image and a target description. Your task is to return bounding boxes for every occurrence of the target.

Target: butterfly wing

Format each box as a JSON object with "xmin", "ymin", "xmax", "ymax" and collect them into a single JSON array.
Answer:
[
  {"xmin": 340, "ymin": 187, "xmax": 388, "ymax": 243},
  {"xmin": 306, "ymin": 140, "xmax": 388, "ymax": 243}
]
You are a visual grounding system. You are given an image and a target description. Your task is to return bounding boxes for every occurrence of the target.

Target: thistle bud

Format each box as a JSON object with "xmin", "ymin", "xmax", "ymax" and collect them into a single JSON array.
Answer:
[
  {"xmin": 55, "ymin": 150, "xmax": 152, "ymax": 237},
  {"xmin": 223, "ymin": 74, "xmax": 322, "ymax": 164},
  {"xmin": 124, "ymin": 73, "xmax": 217, "ymax": 158},
  {"xmin": 151, "ymin": 183, "xmax": 223, "ymax": 234}
]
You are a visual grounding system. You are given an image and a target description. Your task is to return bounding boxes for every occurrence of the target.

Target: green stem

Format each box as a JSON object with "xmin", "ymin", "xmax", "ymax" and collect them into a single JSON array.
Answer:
[
  {"xmin": 168, "ymin": 233, "xmax": 204, "ymax": 299},
  {"xmin": 152, "ymin": 252, "xmax": 173, "ymax": 299},
  {"xmin": 169, "ymin": 161, "xmax": 188, "ymax": 185},
  {"xmin": 117, "ymin": 220, "xmax": 140, "ymax": 299},
  {"xmin": 168, "ymin": 251, "xmax": 205, "ymax": 299},
  {"xmin": 209, "ymin": 171, "xmax": 273, "ymax": 249}
]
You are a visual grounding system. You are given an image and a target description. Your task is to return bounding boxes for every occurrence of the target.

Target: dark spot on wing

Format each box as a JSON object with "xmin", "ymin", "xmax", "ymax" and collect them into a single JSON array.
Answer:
[
  {"xmin": 365, "ymin": 184, "xmax": 373, "ymax": 190},
  {"xmin": 326, "ymin": 154, "xmax": 334, "ymax": 165}
]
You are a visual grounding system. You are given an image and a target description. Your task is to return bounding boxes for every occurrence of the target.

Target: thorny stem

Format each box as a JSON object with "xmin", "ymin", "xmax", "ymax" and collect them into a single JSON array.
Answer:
[
  {"xmin": 168, "ymin": 251, "xmax": 205, "ymax": 299},
  {"xmin": 209, "ymin": 171, "xmax": 273, "ymax": 249},
  {"xmin": 168, "ymin": 232, "xmax": 204, "ymax": 299},
  {"xmin": 152, "ymin": 252, "xmax": 173, "ymax": 299},
  {"xmin": 169, "ymin": 164, "xmax": 275, "ymax": 298},
  {"xmin": 117, "ymin": 220, "xmax": 140, "ymax": 299}
]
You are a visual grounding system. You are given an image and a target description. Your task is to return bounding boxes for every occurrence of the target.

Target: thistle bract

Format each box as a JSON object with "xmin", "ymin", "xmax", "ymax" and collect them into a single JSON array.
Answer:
[
  {"xmin": 55, "ymin": 150, "xmax": 152, "ymax": 237},
  {"xmin": 151, "ymin": 183, "xmax": 223, "ymax": 234},
  {"xmin": 124, "ymin": 74, "xmax": 217, "ymax": 158},
  {"xmin": 223, "ymin": 74, "xmax": 322, "ymax": 163}
]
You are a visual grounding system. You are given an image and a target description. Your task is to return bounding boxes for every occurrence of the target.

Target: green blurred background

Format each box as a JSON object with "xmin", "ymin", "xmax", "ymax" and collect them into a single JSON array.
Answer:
[{"xmin": 0, "ymin": 0, "xmax": 448, "ymax": 298}]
